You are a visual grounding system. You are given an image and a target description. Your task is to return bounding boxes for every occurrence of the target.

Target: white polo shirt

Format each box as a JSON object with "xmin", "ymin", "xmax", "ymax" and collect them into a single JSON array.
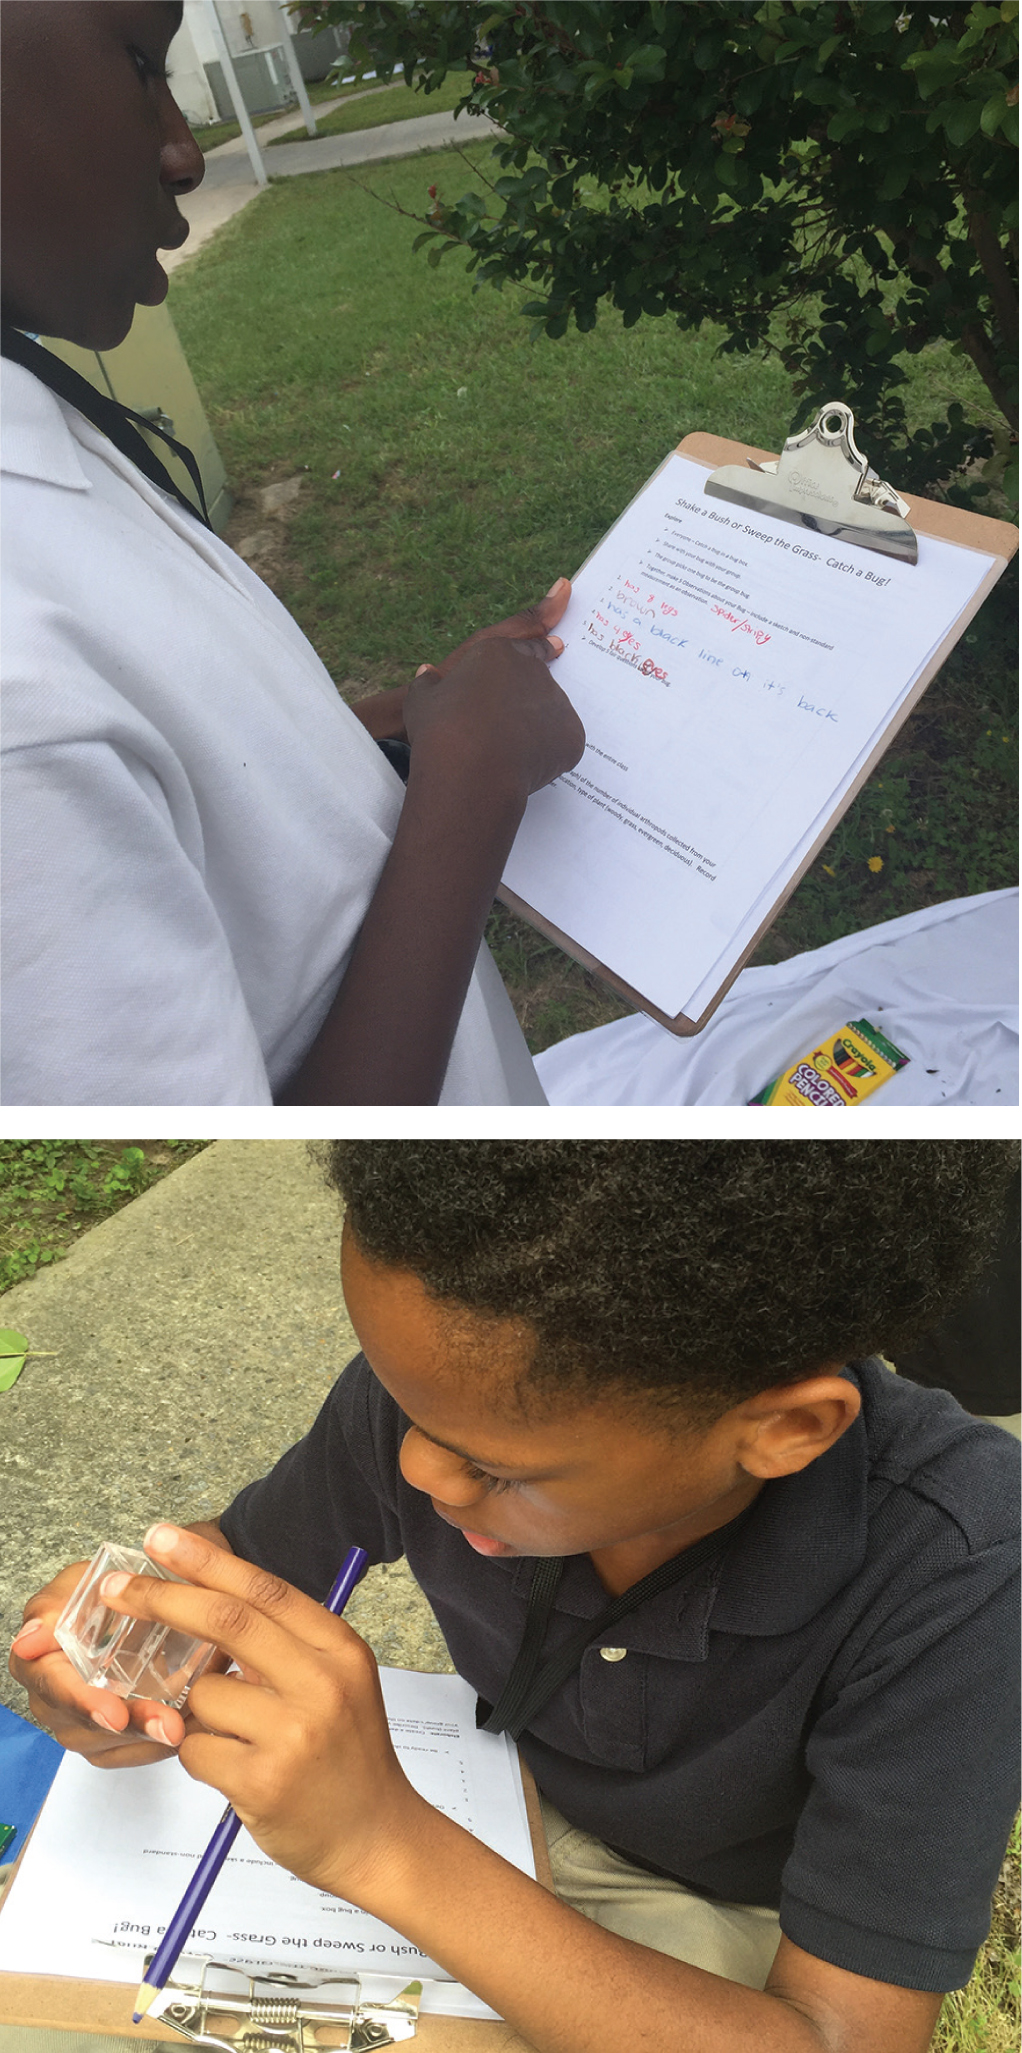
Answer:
[{"xmin": 0, "ymin": 361, "xmax": 545, "ymax": 1106}]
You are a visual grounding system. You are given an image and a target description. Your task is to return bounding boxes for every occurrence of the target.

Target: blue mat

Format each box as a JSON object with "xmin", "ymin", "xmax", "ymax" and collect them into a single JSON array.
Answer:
[{"xmin": 0, "ymin": 1701, "xmax": 63, "ymax": 1859}]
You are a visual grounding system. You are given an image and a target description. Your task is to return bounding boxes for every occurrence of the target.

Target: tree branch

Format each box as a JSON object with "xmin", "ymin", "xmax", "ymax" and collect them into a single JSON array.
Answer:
[
  {"xmin": 958, "ymin": 322, "xmax": 1019, "ymax": 430},
  {"xmin": 964, "ymin": 198, "xmax": 1019, "ymax": 349}
]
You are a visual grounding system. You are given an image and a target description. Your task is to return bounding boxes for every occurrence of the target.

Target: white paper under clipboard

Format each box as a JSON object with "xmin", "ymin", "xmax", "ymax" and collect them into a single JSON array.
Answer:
[
  {"xmin": 498, "ymin": 405, "xmax": 1018, "ymax": 1036},
  {"xmin": 0, "ymin": 1669, "xmax": 553, "ymax": 2053}
]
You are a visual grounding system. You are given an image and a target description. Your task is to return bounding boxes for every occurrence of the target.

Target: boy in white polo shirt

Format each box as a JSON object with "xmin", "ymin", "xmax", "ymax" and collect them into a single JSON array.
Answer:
[{"xmin": 1, "ymin": 1, "xmax": 581, "ymax": 1105}]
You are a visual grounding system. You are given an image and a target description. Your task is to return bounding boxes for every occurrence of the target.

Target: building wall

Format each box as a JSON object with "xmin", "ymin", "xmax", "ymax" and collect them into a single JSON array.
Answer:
[
  {"xmin": 169, "ymin": 2, "xmax": 296, "ymax": 124},
  {"xmin": 166, "ymin": 9, "xmax": 219, "ymax": 125},
  {"xmin": 168, "ymin": 4, "xmax": 350, "ymax": 122},
  {"xmin": 183, "ymin": 0, "xmax": 293, "ymax": 66}
]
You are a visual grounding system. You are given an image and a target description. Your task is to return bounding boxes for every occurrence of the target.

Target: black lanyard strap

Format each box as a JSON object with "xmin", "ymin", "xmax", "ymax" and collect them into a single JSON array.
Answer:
[
  {"xmin": 1, "ymin": 322, "xmax": 213, "ymax": 531},
  {"xmin": 478, "ymin": 1509, "xmax": 754, "ymax": 1745},
  {"xmin": 476, "ymin": 1555, "xmax": 566, "ymax": 1736}
]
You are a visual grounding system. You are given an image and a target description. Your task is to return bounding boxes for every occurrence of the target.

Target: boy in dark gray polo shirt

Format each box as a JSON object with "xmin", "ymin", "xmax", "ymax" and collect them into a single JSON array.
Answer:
[{"xmin": 13, "ymin": 1142, "xmax": 1020, "ymax": 2053}]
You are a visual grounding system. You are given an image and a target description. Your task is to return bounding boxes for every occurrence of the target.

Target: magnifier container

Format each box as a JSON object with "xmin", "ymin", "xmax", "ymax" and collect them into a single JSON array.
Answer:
[{"xmin": 54, "ymin": 1543, "xmax": 216, "ymax": 1709}]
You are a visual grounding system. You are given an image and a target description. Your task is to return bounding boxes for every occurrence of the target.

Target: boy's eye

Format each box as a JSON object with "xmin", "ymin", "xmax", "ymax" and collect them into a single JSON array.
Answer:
[
  {"xmin": 130, "ymin": 45, "xmax": 167, "ymax": 85},
  {"xmin": 462, "ymin": 1460, "xmax": 521, "ymax": 1497}
]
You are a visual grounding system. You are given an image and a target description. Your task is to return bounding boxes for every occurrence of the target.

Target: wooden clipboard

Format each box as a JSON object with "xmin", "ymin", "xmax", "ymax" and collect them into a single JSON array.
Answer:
[
  {"xmin": 0, "ymin": 1757, "xmax": 553, "ymax": 2051},
  {"xmin": 498, "ymin": 430, "xmax": 1019, "ymax": 1037}
]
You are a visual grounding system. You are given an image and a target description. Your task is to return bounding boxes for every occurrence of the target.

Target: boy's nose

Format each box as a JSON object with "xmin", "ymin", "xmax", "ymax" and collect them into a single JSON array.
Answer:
[{"xmin": 399, "ymin": 1427, "xmax": 486, "ymax": 1507}]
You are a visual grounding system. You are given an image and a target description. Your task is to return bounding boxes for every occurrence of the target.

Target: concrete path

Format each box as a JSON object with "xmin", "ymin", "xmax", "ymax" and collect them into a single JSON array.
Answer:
[
  {"xmin": 1, "ymin": 1141, "xmax": 452, "ymax": 1724},
  {"xmin": 166, "ymin": 106, "xmax": 501, "ymax": 273}
]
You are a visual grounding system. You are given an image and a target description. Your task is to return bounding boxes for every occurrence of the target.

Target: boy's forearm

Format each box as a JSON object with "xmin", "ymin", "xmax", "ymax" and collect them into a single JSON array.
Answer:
[
  {"xmin": 348, "ymin": 1801, "xmax": 825, "ymax": 2053},
  {"xmin": 277, "ymin": 751, "xmax": 526, "ymax": 1106}
]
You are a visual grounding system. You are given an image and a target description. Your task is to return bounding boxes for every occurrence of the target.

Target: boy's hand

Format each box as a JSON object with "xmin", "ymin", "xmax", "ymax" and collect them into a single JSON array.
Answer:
[
  {"xmin": 406, "ymin": 630, "xmax": 583, "ymax": 801},
  {"xmin": 416, "ymin": 576, "xmax": 573, "ymax": 684},
  {"xmin": 8, "ymin": 1522, "xmax": 234, "ymax": 1769},
  {"xmin": 348, "ymin": 578, "xmax": 573, "ymax": 747},
  {"xmin": 94, "ymin": 1525, "xmax": 423, "ymax": 1903},
  {"xmin": 9, "ymin": 1561, "xmax": 193, "ymax": 1766}
]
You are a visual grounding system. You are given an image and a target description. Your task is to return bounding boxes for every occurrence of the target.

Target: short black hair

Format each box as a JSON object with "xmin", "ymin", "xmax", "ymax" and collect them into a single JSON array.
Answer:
[{"xmin": 323, "ymin": 1141, "xmax": 1018, "ymax": 1420}]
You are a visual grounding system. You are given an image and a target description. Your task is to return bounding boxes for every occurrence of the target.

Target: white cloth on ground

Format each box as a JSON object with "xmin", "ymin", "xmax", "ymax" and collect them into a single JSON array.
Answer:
[
  {"xmin": 0, "ymin": 360, "xmax": 545, "ymax": 1107},
  {"xmin": 535, "ymin": 889, "xmax": 1018, "ymax": 1106}
]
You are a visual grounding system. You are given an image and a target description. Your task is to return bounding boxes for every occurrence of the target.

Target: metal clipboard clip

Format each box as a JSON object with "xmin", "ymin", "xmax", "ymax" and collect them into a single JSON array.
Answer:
[
  {"xmin": 704, "ymin": 401, "xmax": 918, "ymax": 563},
  {"xmin": 146, "ymin": 1954, "xmax": 423, "ymax": 2052}
]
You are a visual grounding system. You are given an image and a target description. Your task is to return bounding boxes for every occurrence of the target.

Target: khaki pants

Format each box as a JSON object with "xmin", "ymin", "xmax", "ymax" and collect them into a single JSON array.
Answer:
[{"xmin": 541, "ymin": 1797, "xmax": 782, "ymax": 1991}]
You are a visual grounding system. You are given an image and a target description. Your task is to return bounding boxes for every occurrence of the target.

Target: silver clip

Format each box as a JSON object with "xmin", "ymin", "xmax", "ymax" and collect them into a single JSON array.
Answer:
[
  {"xmin": 148, "ymin": 1955, "xmax": 422, "ymax": 2053},
  {"xmin": 704, "ymin": 401, "xmax": 917, "ymax": 562}
]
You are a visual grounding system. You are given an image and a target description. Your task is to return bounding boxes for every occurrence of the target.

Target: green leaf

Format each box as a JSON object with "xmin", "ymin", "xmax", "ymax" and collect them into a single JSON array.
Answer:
[
  {"xmin": 980, "ymin": 92, "xmax": 1009, "ymax": 135},
  {"xmin": 877, "ymin": 160, "xmax": 911, "ymax": 199},
  {"xmin": 943, "ymin": 99, "xmax": 983, "ymax": 146},
  {"xmin": 827, "ymin": 109, "xmax": 864, "ymax": 141},
  {"xmin": 0, "ymin": 1329, "xmax": 28, "ymax": 1393},
  {"xmin": 626, "ymin": 44, "xmax": 667, "ymax": 81}
]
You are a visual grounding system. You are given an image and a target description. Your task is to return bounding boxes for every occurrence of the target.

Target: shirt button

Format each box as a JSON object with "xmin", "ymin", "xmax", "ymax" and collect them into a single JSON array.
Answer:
[{"xmin": 600, "ymin": 1646, "xmax": 627, "ymax": 1662}]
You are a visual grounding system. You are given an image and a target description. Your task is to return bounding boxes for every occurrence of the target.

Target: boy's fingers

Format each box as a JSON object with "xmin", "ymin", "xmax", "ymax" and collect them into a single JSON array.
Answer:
[
  {"xmin": 509, "ymin": 635, "xmax": 565, "ymax": 664},
  {"xmin": 480, "ymin": 578, "xmax": 572, "ymax": 644},
  {"xmin": 98, "ymin": 1525, "xmax": 339, "ymax": 1687},
  {"xmin": 185, "ymin": 1669, "xmax": 267, "ymax": 1746},
  {"xmin": 10, "ymin": 1615, "xmax": 58, "ymax": 1659},
  {"xmin": 10, "ymin": 1643, "xmax": 126, "ymax": 1731}
]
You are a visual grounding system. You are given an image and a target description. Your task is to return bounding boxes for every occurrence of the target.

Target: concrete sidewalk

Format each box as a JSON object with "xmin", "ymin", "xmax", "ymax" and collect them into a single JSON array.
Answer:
[
  {"xmin": 1, "ymin": 1141, "xmax": 452, "ymax": 1720},
  {"xmin": 166, "ymin": 107, "xmax": 501, "ymax": 272}
]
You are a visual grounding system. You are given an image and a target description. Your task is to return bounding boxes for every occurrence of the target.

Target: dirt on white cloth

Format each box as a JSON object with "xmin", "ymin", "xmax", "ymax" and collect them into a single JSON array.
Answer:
[{"xmin": 535, "ymin": 889, "xmax": 1018, "ymax": 1107}]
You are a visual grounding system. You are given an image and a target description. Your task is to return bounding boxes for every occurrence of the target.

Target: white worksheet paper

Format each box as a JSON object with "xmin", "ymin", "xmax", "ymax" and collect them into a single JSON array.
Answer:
[
  {"xmin": 0, "ymin": 1668, "xmax": 534, "ymax": 2021},
  {"xmin": 502, "ymin": 453, "xmax": 995, "ymax": 1017}
]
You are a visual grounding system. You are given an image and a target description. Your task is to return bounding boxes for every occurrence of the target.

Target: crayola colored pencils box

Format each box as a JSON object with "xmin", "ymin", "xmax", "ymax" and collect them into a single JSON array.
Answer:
[{"xmin": 750, "ymin": 1019, "xmax": 909, "ymax": 1106}]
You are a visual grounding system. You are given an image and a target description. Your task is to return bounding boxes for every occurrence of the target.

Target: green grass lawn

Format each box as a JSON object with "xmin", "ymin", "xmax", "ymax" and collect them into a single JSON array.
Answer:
[
  {"xmin": 267, "ymin": 70, "xmax": 469, "ymax": 145},
  {"xmin": 0, "ymin": 1142, "xmax": 211, "ymax": 1295},
  {"xmin": 933, "ymin": 1813, "xmax": 1020, "ymax": 2053},
  {"xmin": 168, "ymin": 138, "xmax": 1017, "ymax": 1052}
]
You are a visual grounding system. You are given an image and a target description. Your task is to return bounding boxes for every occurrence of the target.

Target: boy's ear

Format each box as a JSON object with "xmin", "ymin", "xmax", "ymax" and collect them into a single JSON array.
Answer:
[{"xmin": 733, "ymin": 1371, "xmax": 861, "ymax": 1480}]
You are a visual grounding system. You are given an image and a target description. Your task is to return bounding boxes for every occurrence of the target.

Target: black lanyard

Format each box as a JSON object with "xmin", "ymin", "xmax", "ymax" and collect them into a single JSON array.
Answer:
[
  {"xmin": 1, "ymin": 322, "xmax": 213, "ymax": 531},
  {"xmin": 477, "ymin": 1508, "xmax": 754, "ymax": 1743}
]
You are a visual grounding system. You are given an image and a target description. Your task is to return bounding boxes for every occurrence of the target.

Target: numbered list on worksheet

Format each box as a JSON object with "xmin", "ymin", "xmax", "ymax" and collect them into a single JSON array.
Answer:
[{"xmin": 502, "ymin": 453, "xmax": 993, "ymax": 1017}]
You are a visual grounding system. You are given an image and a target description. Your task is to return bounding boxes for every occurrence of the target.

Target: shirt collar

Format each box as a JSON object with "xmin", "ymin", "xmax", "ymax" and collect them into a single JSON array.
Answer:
[{"xmin": 1, "ymin": 358, "xmax": 92, "ymax": 492}]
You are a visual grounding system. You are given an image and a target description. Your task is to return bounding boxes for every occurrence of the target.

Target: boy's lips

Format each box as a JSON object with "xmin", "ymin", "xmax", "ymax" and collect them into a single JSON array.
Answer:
[
  {"xmin": 434, "ymin": 1504, "xmax": 518, "ymax": 1556},
  {"xmin": 139, "ymin": 255, "xmax": 170, "ymax": 305},
  {"xmin": 460, "ymin": 1529, "xmax": 518, "ymax": 1557}
]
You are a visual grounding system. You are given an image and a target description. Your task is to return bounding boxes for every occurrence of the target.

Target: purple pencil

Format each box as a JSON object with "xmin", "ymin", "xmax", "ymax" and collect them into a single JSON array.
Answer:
[{"xmin": 132, "ymin": 1545, "xmax": 369, "ymax": 2024}]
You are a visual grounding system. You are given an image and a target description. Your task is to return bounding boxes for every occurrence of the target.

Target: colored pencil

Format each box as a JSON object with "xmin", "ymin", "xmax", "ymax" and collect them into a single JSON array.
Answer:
[{"xmin": 132, "ymin": 1544, "xmax": 369, "ymax": 2022}]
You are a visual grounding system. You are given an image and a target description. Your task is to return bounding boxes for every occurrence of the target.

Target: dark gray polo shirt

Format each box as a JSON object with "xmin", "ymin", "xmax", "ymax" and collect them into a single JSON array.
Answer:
[{"xmin": 221, "ymin": 1354, "xmax": 1020, "ymax": 1993}]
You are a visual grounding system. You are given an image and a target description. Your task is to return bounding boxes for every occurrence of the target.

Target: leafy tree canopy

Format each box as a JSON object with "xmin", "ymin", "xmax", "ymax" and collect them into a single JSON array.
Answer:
[{"xmin": 296, "ymin": 1, "xmax": 1018, "ymax": 504}]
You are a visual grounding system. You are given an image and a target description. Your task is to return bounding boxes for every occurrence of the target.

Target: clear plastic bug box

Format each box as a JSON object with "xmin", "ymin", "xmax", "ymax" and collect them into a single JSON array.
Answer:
[{"xmin": 54, "ymin": 1543, "xmax": 216, "ymax": 1709}]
